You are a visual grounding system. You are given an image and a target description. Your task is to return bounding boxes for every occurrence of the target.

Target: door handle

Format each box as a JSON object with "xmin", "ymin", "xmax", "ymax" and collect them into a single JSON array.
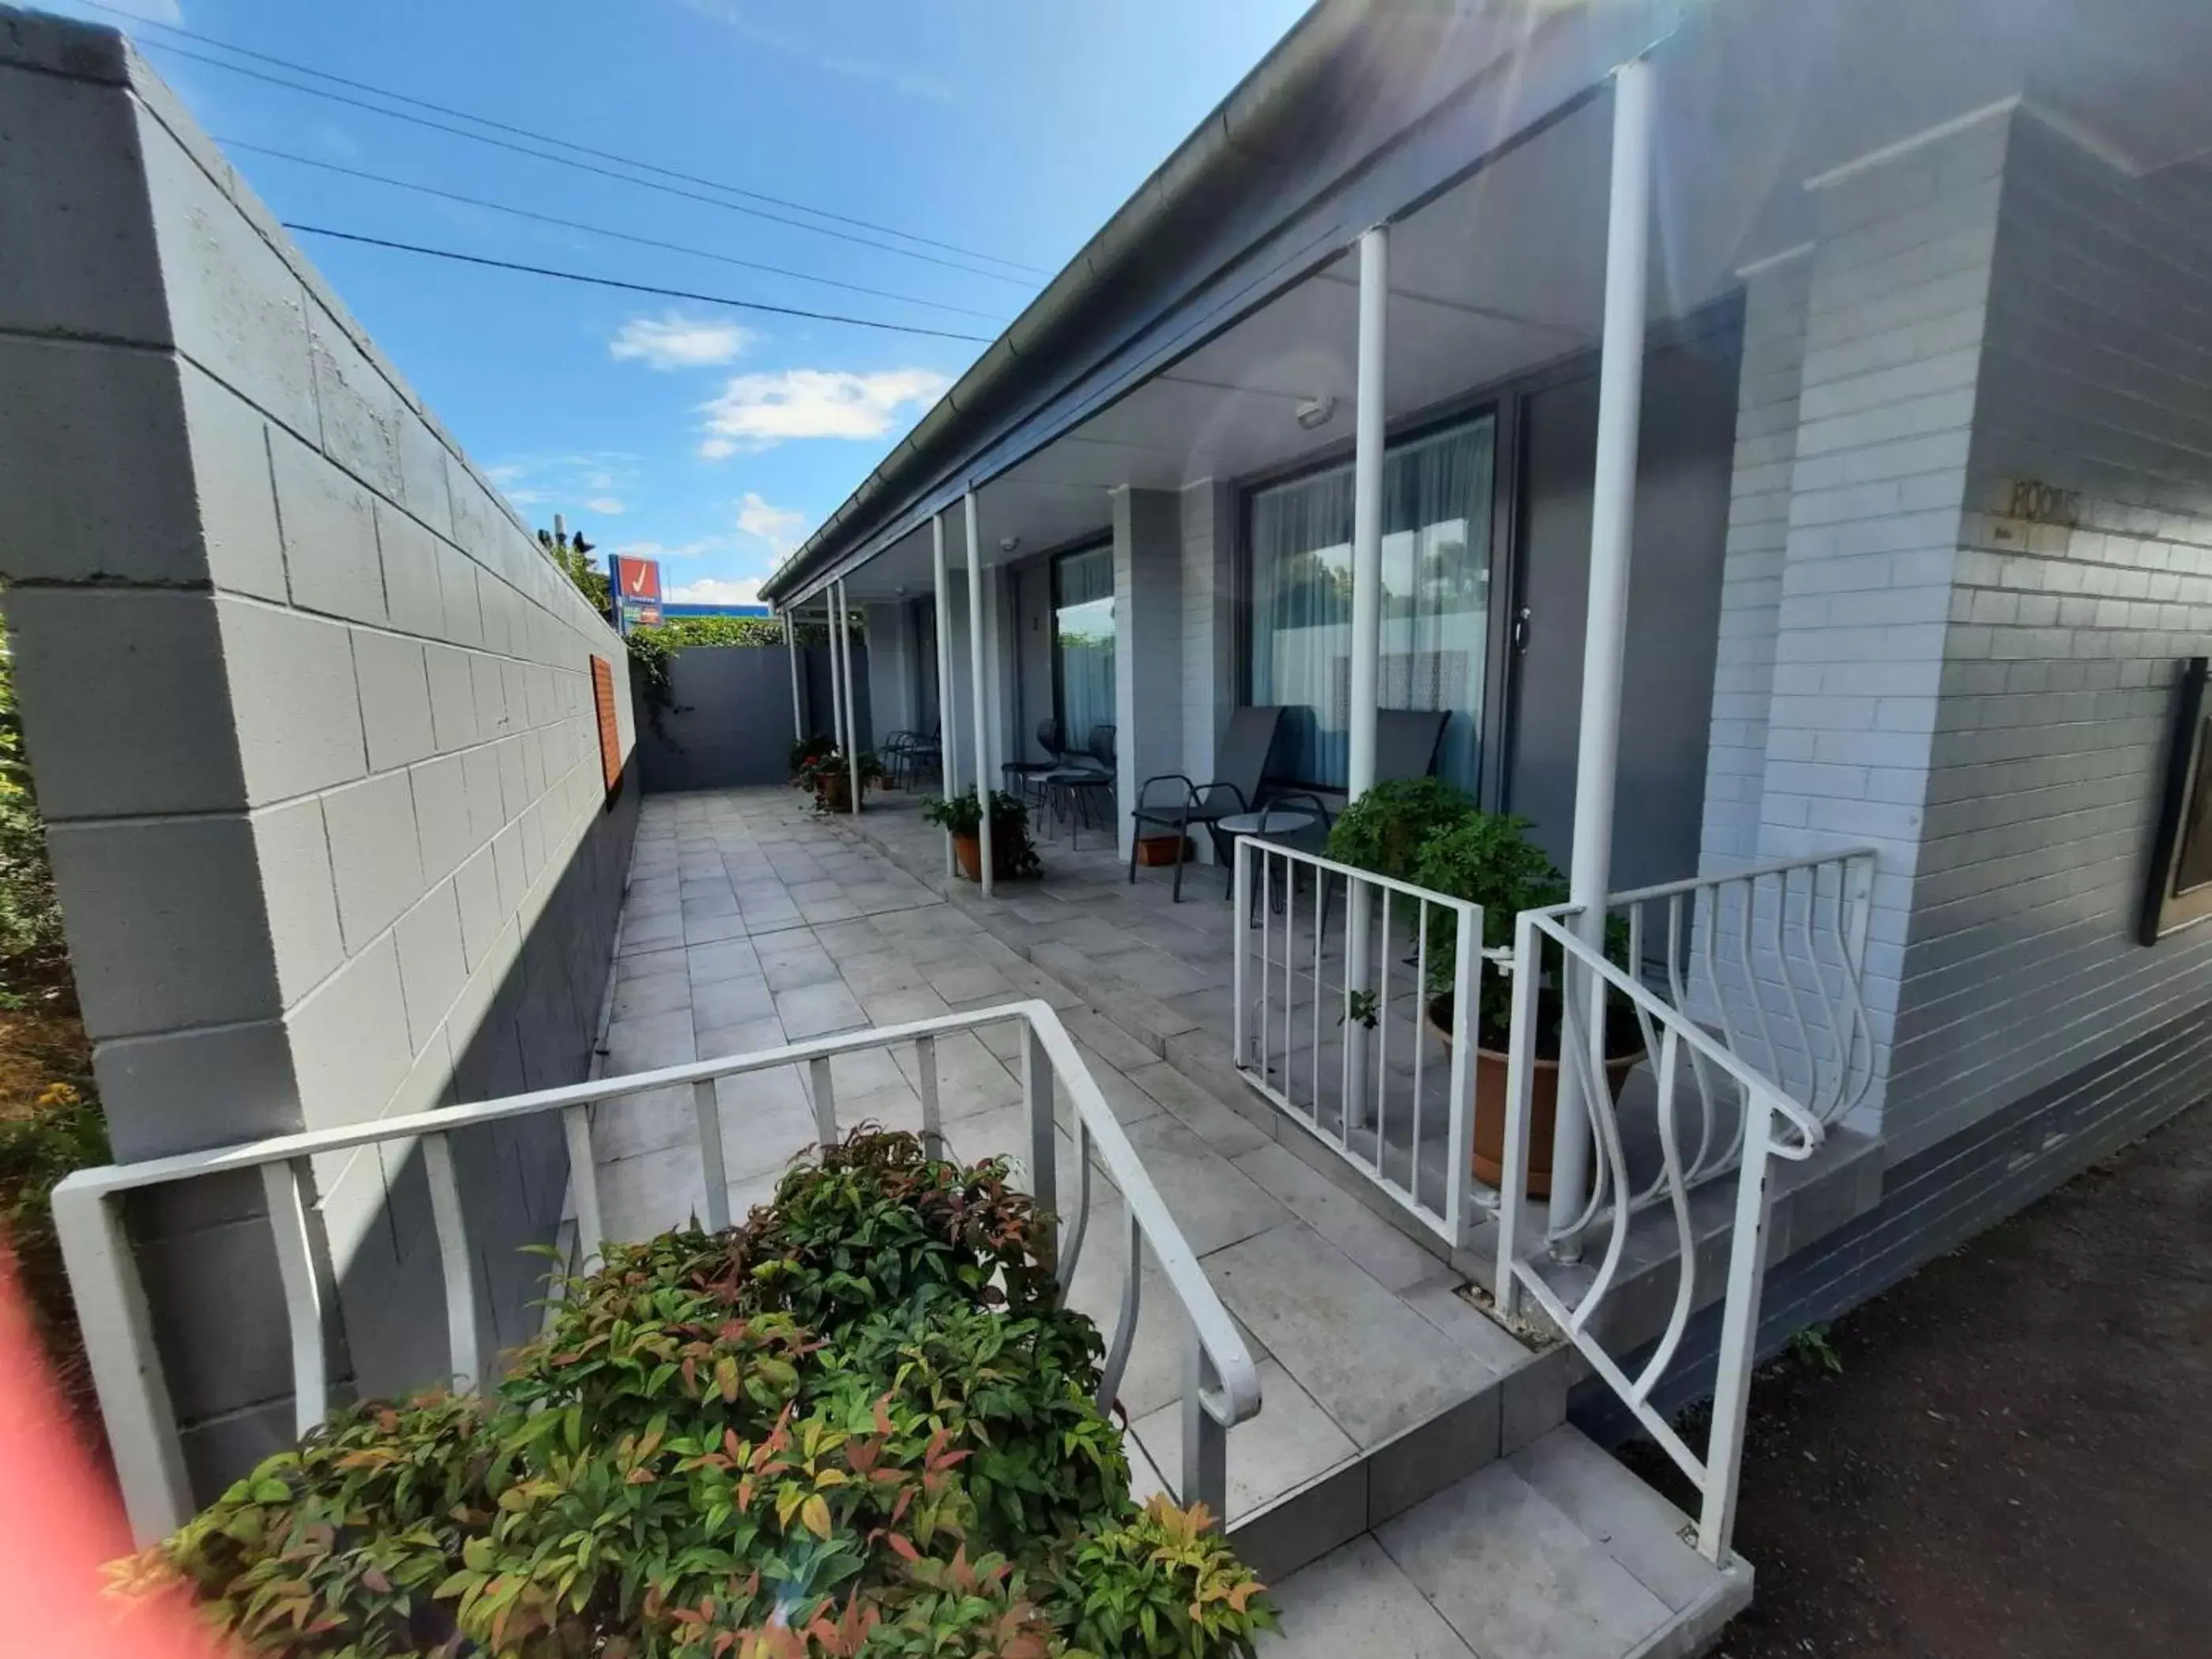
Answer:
[{"xmin": 1511, "ymin": 606, "xmax": 1531, "ymax": 655}]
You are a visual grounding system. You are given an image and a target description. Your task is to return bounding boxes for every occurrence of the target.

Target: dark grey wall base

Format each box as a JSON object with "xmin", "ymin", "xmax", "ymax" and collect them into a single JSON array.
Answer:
[
  {"xmin": 1571, "ymin": 998, "xmax": 2212, "ymax": 1446},
  {"xmin": 145, "ymin": 770, "xmax": 642, "ymax": 1500},
  {"xmin": 636, "ymin": 645, "xmax": 871, "ymax": 793}
]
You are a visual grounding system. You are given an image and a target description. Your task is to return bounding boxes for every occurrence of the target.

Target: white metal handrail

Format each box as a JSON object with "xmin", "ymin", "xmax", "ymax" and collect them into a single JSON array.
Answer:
[
  {"xmin": 54, "ymin": 1000, "xmax": 1260, "ymax": 1545},
  {"xmin": 1495, "ymin": 904, "xmax": 1826, "ymax": 1564},
  {"xmin": 1229, "ymin": 835, "xmax": 1482, "ymax": 1248}
]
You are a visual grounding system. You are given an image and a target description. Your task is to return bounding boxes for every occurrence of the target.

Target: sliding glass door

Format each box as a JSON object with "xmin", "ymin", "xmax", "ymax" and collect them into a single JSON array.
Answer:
[
  {"xmin": 1247, "ymin": 416, "xmax": 1495, "ymax": 791},
  {"xmin": 1052, "ymin": 544, "xmax": 1115, "ymax": 759}
]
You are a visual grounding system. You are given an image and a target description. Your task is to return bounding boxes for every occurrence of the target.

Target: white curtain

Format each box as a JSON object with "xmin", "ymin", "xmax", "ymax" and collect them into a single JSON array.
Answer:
[
  {"xmin": 1055, "ymin": 544, "xmax": 1115, "ymax": 758},
  {"xmin": 1249, "ymin": 417, "xmax": 1494, "ymax": 790}
]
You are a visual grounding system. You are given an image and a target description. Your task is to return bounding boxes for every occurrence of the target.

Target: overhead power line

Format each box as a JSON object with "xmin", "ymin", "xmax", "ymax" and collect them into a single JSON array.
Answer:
[
  {"xmin": 79, "ymin": 0, "xmax": 1047, "ymax": 280},
  {"xmin": 283, "ymin": 224, "xmax": 995, "ymax": 344},
  {"xmin": 225, "ymin": 141, "xmax": 1005, "ymax": 323}
]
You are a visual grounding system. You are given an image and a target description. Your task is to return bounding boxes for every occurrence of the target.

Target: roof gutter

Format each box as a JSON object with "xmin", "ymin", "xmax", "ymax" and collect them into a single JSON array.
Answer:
[{"xmin": 761, "ymin": 0, "xmax": 1369, "ymax": 608}]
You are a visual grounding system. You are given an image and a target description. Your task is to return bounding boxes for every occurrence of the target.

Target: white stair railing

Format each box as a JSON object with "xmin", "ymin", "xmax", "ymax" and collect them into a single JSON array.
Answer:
[
  {"xmin": 1494, "ymin": 852, "xmax": 1867, "ymax": 1564},
  {"xmin": 1230, "ymin": 835, "xmax": 1484, "ymax": 1250},
  {"xmin": 54, "ymin": 1001, "xmax": 1260, "ymax": 1546}
]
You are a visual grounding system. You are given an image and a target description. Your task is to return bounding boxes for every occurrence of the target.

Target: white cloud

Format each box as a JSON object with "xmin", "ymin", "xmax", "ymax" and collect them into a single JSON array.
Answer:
[
  {"xmin": 667, "ymin": 577, "xmax": 765, "ymax": 607},
  {"xmin": 610, "ymin": 313, "xmax": 755, "ymax": 371},
  {"xmin": 698, "ymin": 367, "xmax": 951, "ymax": 453},
  {"xmin": 585, "ymin": 496, "xmax": 626, "ymax": 515},
  {"xmin": 614, "ymin": 540, "xmax": 720, "ymax": 562},
  {"xmin": 679, "ymin": 2, "xmax": 954, "ymax": 104},
  {"xmin": 735, "ymin": 491, "xmax": 807, "ymax": 554}
]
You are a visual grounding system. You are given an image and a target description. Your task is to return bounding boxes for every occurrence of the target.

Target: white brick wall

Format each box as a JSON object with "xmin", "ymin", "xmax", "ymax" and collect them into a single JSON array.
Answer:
[
  {"xmin": 1180, "ymin": 480, "xmax": 1237, "ymax": 799},
  {"xmin": 1702, "ymin": 117, "xmax": 2009, "ymax": 1127},
  {"xmin": 1883, "ymin": 115, "xmax": 2212, "ymax": 1159}
]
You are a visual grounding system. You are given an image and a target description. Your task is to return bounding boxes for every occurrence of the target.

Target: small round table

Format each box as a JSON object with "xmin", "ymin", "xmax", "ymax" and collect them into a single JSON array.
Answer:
[{"xmin": 1214, "ymin": 809, "xmax": 1318, "ymax": 905}]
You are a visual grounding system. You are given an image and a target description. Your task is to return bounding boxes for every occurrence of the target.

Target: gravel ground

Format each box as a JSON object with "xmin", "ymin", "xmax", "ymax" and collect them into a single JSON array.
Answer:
[{"xmin": 1620, "ymin": 1100, "xmax": 2212, "ymax": 1658}]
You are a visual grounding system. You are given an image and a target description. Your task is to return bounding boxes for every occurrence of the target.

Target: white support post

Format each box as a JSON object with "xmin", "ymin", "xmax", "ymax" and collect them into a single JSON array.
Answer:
[
  {"xmin": 783, "ymin": 609, "xmax": 803, "ymax": 742},
  {"xmin": 1344, "ymin": 224, "xmax": 1389, "ymax": 1127},
  {"xmin": 964, "ymin": 488, "xmax": 995, "ymax": 895},
  {"xmin": 826, "ymin": 597, "xmax": 848, "ymax": 781},
  {"xmin": 931, "ymin": 513, "xmax": 959, "ymax": 875},
  {"xmin": 1698, "ymin": 1093, "xmax": 1780, "ymax": 1562},
  {"xmin": 1549, "ymin": 57, "xmax": 1654, "ymax": 1250},
  {"xmin": 1346, "ymin": 224, "xmax": 1389, "ymax": 798},
  {"xmin": 837, "ymin": 578, "xmax": 861, "ymax": 813}
]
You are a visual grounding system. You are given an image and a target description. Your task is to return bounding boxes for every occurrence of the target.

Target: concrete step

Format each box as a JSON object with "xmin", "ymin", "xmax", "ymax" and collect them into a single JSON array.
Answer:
[{"xmin": 1262, "ymin": 1424, "xmax": 1751, "ymax": 1659}]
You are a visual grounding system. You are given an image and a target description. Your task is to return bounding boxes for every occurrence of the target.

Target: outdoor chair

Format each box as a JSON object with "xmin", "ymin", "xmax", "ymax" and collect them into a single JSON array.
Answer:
[
  {"xmin": 1375, "ymin": 708, "xmax": 1449, "ymax": 783},
  {"xmin": 1000, "ymin": 719, "xmax": 1066, "ymax": 807},
  {"xmin": 1127, "ymin": 705, "xmax": 1286, "ymax": 901},
  {"xmin": 888, "ymin": 724, "xmax": 941, "ymax": 790},
  {"xmin": 1044, "ymin": 724, "xmax": 1116, "ymax": 849},
  {"xmin": 1232, "ymin": 788, "xmax": 1334, "ymax": 910}
]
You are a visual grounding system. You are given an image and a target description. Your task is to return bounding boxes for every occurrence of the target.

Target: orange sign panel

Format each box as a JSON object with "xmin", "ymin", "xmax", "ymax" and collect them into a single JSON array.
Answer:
[{"xmin": 591, "ymin": 656, "xmax": 623, "ymax": 795}]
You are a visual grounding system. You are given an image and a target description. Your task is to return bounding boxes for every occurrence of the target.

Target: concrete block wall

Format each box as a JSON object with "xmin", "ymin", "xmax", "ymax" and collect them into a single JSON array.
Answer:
[
  {"xmin": 1112, "ymin": 487, "xmax": 1187, "ymax": 859},
  {"xmin": 1883, "ymin": 115, "xmax": 2212, "ymax": 1161},
  {"xmin": 0, "ymin": 11, "xmax": 638, "ymax": 1490}
]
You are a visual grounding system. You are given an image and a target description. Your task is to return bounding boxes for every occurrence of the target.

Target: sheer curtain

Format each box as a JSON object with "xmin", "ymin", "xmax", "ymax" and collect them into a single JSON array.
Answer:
[
  {"xmin": 1249, "ymin": 417, "xmax": 1494, "ymax": 791},
  {"xmin": 1054, "ymin": 544, "xmax": 1115, "ymax": 756}
]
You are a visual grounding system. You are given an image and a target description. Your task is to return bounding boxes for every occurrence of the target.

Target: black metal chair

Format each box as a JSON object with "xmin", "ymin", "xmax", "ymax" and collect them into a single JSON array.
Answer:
[
  {"xmin": 1229, "ymin": 788, "xmax": 1334, "ymax": 912},
  {"xmin": 1375, "ymin": 708, "xmax": 1449, "ymax": 784},
  {"xmin": 1044, "ymin": 725, "xmax": 1116, "ymax": 849},
  {"xmin": 1127, "ymin": 705, "xmax": 1286, "ymax": 901},
  {"xmin": 1000, "ymin": 719, "xmax": 1066, "ymax": 808}
]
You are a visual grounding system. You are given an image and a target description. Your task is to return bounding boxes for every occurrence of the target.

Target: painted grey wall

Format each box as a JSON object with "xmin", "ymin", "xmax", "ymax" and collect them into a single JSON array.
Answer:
[
  {"xmin": 1015, "ymin": 559, "xmax": 1056, "ymax": 761},
  {"xmin": 1113, "ymin": 487, "xmax": 1186, "ymax": 859},
  {"xmin": 0, "ymin": 12, "xmax": 638, "ymax": 1492},
  {"xmin": 633, "ymin": 645, "xmax": 862, "ymax": 793},
  {"xmin": 1505, "ymin": 309, "xmax": 1743, "ymax": 891}
]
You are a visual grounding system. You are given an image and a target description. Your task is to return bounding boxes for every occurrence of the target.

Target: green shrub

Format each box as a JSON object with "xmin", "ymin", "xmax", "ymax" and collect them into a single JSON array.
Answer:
[
  {"xmin": 120, "ymin": 1129, "xmax": 1273, "ymax": 1657},
  {"xmin": 921, "ymin": 792, "xmax": 1042, "ymax": 878},
  {"xmin": 1325, "ymin": 777, "xmax": 1475, "ymax": 883},
  {"xmin": 0, "ymin": 635, "xmax": 63, "ymax": 992}
]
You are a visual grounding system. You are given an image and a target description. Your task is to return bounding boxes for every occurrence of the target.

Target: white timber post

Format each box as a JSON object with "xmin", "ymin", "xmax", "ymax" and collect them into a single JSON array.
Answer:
[
  {"xmin": 826, "ymin": 596, "xmax": 848, "ymax": 778},
  {"xmin": 837, "ymin": 578, "xmax": 861, "ymax": 814},
  {"xmin": 783, "ymin": 608, "xmax": 803, "ymax": 743},
  {"xmin": 1549, "ymin": 56, "xmax": 1654, "ymax": 1250},
  {"xmin": 965, "ymin": 488, "xmax": 995, "ymax": 895},
  {"xmin": 1344, "ymin": 223, "xmax": 1389, "ymax": 1126},
  {"xmin": 932, "ymin": 511, "xmax": 959, "ymax": 875}
]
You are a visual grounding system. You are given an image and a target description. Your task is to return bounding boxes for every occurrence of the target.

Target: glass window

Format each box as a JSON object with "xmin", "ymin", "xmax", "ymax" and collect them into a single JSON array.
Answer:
[
  {"xmin": 1247, "ymin": 416, "xmax": 1495, "ymax": 791},
  {"xmin": 1053, "ymin": 544, "xmax": 1115, "ymax": 756}
]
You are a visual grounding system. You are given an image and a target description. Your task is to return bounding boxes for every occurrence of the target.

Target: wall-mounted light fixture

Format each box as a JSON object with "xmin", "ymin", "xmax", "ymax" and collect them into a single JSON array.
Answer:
[
  {"xmin": 1295, "ymin": 394, "xmax": 1337, "ymax": 431},
  {"xmin": 999, "ymin": 536, "xmax": 1021, "ymax": 554}
]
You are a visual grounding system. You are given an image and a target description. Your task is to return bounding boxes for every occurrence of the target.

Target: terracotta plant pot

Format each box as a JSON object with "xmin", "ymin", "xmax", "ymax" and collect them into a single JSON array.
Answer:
[
  {"xmin": 952, "ymin": 831, "xmax": 982, "ymax": 882},
  {"xmin": 1427, "ymin": 994, "xmax": 1637, "ymax": 1199},
  {"xmin": 1136, "ymin": 834, "xmax": 1194, "ymax": 867},
  {"xmin": 818, "ymin": 773, "xmax": 852, "ymax": 814}
]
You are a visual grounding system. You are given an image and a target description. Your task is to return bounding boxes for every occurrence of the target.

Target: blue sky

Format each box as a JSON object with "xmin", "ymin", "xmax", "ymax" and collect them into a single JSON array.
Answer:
[{"xmin": 62, "ymin": 0, "xmax": 1311, "ymax": 601}]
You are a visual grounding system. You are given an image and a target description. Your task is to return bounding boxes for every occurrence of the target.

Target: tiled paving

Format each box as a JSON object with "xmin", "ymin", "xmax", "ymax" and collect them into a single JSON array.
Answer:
[{"xmin": 589, "ymin": 786, "xmax": 1522, "ymax": 1532}]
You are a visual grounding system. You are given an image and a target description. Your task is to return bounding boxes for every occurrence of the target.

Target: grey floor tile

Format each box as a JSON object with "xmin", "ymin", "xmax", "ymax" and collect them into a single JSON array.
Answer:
[
  {"xmin": 1232, "ymin": 1142, "xmax": 1443, "ymax": 1294},
  {"xmin": 1131, "ymin": 1358, "xmax": 1356, "ymax": 1522},
  {"xmin": 691, "ymin": 974, "xmax": 777, "ymax": 1032},
  {"xmin": 1507, "ymin": 1428, "xmax": 1713, "ymax": 1616},
  {"xmin": 1206, "ymin": 1224, "xmax": 1480, "ymax": 1449},
  {"xmin": 1376, "ymin": 1461, "xmax": 1672, "ymax": 1659},
  {"xmin": 694, "ymin": 1015, "xmax": 788, "ymax": 1062},
  {"xmin": 1122, "ymin": 1114, "xmax": 1290, "ymax": 1257},
  {"xmin": 615, "ymin": 945, "xmax": 687, "ymax": 987},
  {"xmin": 611, "ymin": 966, "xmax": 691, "ymax": 1022},
  {"xmin": 863, "ymin": 985, "xmax": 954, "ymax": 1025},
  {"xmin": 683, "ymin": 911, "xmax": 750, "ymax": 945},
  {"xmin": 760, "ymin": 939, "xmax": 841, "ymax": 991},
  {"xmin": 775, "ymin": 980, "xmax": 869, "ymax": 1039},
  {"xmin": 1262, "ymin": 1535, "xmax": 1476, "ymax": 1658},
  {"xmin": 715, "ymin": 1064, "xmax": 819, "ymax": 1179},
  {"xmin": 1128, "ymin": 1062, "xmax": 1270, "ymax": 1157},
  {"xmin": 605, "ymin": 1009, "xmax": 696, "ymax": 1071},
  {"xmin": 686, "ymin": 938, "xmax": 762, "ymax": 987}
]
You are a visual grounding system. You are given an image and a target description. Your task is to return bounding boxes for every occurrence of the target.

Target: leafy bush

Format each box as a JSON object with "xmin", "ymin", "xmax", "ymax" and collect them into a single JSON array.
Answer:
[
  {"xmin": 0, "ymin": 635, "xmax": 63, "ymax": 989},
  {"xmin": 1412, "ymin": 812, "xmax": 1567, "ymax": 1044},
  {"xmin": 121, "ymin": 1130, "xmax": 1273, "ymax": 1657},
  {"xmin": 1325, "ymin": 777, "xmax": 1475, "ymax": 884}
]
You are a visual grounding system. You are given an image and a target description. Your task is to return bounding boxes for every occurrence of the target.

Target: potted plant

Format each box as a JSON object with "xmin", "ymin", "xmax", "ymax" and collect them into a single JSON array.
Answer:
[
  {"xmin": 788, "ymin": 730, "xmax": 837, "ymax": 783},
  {"xmin": 1410, "ymin": 812, "xmax": 1640, "ymax": 1198},
  {"xmin": 922, "ymin": 789, "xmax": 1043, "ymax": 881},
  {"xmin": 1326, "ymin": 776, "xmax": 1478, "ymax": 882}
]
